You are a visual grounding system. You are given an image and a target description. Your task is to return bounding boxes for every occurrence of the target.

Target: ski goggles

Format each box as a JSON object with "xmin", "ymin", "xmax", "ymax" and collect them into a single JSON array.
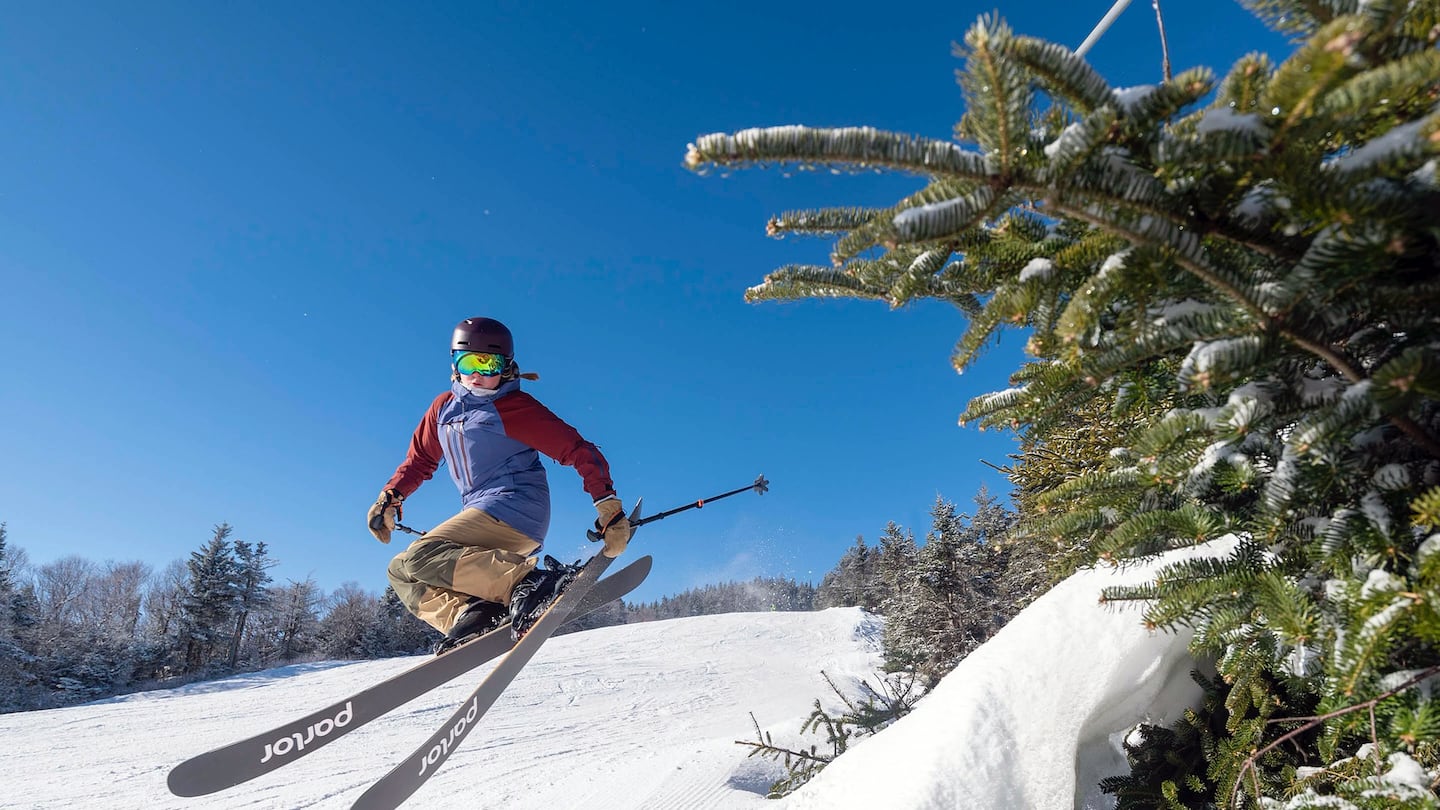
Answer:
[{"xmin": 452, "ymin": 351, "xmax": 508, "ymax": 377}]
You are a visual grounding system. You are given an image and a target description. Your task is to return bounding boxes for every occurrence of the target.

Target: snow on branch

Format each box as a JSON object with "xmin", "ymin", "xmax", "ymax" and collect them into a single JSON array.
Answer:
[{"xmin": 686, "ymin": 126, "xmax": 990, "ymax": 178}]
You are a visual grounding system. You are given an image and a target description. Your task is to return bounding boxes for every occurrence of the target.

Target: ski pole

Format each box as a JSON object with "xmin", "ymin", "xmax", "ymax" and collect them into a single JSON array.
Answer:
[
  {"xmin": 395, "ymin": 474, "xmax": 771, "ymax": 540},
  {"xmin": 587, "ymin": 474, "xmax": 770, "ymax": 542}
]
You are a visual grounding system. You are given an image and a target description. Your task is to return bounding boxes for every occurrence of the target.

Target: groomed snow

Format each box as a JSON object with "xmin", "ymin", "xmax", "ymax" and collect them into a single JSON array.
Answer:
[
  {"xmin": 2, "ymin": 543, "xmax": 1221, "ymax": 809},
  {"xmin": 4, "ymin": 609, "xmax": 885, "ymax": 809}
]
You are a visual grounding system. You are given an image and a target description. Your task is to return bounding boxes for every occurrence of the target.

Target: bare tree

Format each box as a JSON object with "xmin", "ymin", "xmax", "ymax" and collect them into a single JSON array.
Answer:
[
  {"xmin": 33, "ymin": 556, "xmax": 97, "ymax": 637},
  {"xmin": 139, "ymin": 559, "xmax": 189, "ymax": 650},
  {"xmin": 81, "ymin": 561, "xmax": 151, "ymax": 641},
  {"xmin": 318, "ymin": 582, "xmax": 380, "ymax": 659},
  {"xmin": 252, "ymin": 579, "xmax": 323, "ymax": 663}
]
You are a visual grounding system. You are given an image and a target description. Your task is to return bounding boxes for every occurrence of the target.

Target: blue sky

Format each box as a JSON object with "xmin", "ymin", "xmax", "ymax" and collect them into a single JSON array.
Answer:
[{"xmin": 0, "ymin": 2, "xmax": 1289, "ymax": 604}]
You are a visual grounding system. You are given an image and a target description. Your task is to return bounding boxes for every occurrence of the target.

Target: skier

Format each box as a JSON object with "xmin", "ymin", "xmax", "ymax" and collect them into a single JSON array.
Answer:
[{"xmin": 367, "ymin": 316, "xmax": 632, "ymax": 653}]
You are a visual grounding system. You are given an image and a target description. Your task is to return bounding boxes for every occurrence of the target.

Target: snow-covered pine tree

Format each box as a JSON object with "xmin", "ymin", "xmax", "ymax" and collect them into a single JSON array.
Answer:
[
  {"xmin": 687, "ymin": 2, "xmax": 1440, "ymax": 804},
  {"xmin": 226, "ymin": 539, "xmax": 274, "ymax": 668},
  {"xmin": 873, "ymin": 521, "xmax": 918, "ymax": 617},
  {"xmin": 884, "ymin": 493, "xmax": 1021, "ymax": 684},
  {"xmin": 883, "ymin": 500, "xmax": 963, "ymax": 679},
  {"xmin": 624, "ymin": 577, "xmax": 817, "ymax": 620},
  {"xmin": 0, "ymin": 523, "xmax": 41, "ymax": 712},
  {"xmin": 373, "ymin": 586, "xmax": 439, "ymax": 654},
  {"xmin": 178, "ymin": 523, "xmax": 239, "ymax": 674},
  {"xmin": 0, "ymin": 523, "xmax": 24, "ymax": 656},
  {"xmin": 815, "ymin": 536, "xmax": 877, "ymax": 610}
]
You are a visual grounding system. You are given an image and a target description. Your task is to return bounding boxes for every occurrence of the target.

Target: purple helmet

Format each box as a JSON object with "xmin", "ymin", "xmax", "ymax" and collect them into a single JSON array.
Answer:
[{"xmin": 452, "ymin": 317, "xmax": 513, "ymax": 357}]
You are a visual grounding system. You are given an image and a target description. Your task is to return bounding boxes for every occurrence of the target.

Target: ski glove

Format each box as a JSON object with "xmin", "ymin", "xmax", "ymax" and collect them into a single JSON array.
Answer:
[
  {"xmin": 594, "ymin": 496, "xmax": 632, "ymax": 558},
  {"xmin": 367, "ymin": 488, "xmax": 404, "ymax": 544}
]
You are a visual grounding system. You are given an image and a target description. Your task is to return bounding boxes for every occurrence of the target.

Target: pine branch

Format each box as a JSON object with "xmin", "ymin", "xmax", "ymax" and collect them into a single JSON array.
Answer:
[
  {"xmin": 957, "ymin": 15, "xmax": 1034, "ymax": 174},
  {"xmin": 1049, "ymin": 200, "xmax": 1440, "ymax": 458},
  {"xmin": 767, "ymin": 207, "xmax": 883, "ymax": 237},
  {"xmin": 997, "ymin": 34, "xmax": 1111, "ymax": 113},
  {"xmin": 686, "ymin": 126, "xmax": 990, "ymax": 179},
  {"xmin": 892, "ymin": 186, "xmax": 1001, "ymax": 244},
  {"xmin": 1229, "ymin": 663, "xmax": 1440, "ymax": 807},
  {"xmin": 733, "ymin": 738, "xmax": 833, "ymax": 764}
]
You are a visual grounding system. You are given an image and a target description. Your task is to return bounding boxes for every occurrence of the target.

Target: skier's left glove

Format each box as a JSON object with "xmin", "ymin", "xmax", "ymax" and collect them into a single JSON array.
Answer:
[
  {"xmin": 594, "ymin": 496, "xmax": 631, "ymax": 558},
  {"xmin": 368, "ymin": 488, "xmax": 404, "ymax": 544}
]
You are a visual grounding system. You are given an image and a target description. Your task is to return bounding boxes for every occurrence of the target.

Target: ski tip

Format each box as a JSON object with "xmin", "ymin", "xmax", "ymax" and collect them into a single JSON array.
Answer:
[
  {"xmin": 633, "ymin": 554, "xmax": 654, "ymax": 577},
  {"xmin": 166, "ymin": 763, "xmax": 213, "ymax": 798}
]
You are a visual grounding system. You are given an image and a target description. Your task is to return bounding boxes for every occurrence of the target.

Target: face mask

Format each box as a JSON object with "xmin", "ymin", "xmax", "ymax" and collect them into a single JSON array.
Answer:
[{"xmin": 461, "ymin": 380, "xmax": 499, "ymax": 397}]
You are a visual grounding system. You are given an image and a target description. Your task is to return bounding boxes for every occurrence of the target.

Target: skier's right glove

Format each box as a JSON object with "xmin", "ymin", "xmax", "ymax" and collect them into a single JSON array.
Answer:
[
  {"xmin": 367, "ymin": 488, "xmax": 404, "ymax": 544},
  {"xmin": 594, "ymin": 496, "xmax": 631, "ymax": 558}
]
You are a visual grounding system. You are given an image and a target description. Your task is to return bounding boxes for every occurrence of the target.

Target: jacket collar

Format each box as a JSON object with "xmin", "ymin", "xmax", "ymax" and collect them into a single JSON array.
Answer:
[{"xmin": 451, "ymin": 378, "xmax": 520, "ymax": 401}]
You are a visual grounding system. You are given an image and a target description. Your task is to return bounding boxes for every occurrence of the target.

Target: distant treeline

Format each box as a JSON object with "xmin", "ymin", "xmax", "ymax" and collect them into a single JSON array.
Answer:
[
  {"xmin": 627, "ymin": 577, "xmax": 817, "ymax": 620},
  {"xmin": 0, "ymin": 486, "xmax": 1041, "ymax": 712},
  {"xmin": 0, "ymin": 522, "xmax": 439, "ymax": 713}
]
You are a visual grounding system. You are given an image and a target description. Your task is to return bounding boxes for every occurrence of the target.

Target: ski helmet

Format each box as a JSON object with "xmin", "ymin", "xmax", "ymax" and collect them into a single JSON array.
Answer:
[{"xmin": 451, "ymin": 317, "xmax": 513, "ymax": 357}]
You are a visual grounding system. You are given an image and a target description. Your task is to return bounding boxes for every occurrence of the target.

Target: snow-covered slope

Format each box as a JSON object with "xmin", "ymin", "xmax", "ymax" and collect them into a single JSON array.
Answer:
[
  {"xmin": 2, "ymin": 608, "xmax": 884, "ymax": 809},
  {"xmin": 3, "ymin": 546, "xmax": 1217, "ymax": 810}
]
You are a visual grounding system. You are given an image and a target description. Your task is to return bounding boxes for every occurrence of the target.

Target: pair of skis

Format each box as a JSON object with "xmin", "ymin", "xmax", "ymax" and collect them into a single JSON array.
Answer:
[
  {"xmin": 167, "ymin": 475, "xmax": 769, "ymax": 808},
  {"xmin": 352, "ymin": 549, "xmax": 619, "ymax": 808},
  {"xmin": 166, "ymin": 554, "xmax": 652, "ymax": 807}
]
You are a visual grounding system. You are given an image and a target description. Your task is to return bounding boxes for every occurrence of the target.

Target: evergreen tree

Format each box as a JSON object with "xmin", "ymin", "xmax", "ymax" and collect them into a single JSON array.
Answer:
[
  {"xmin": 179, "ymin": 524, "xmax": 239, "ymax": 674},
  {"xmin": 687, "ymin": 2, "xmax": 1440, "ymax": 803},
  {"xmin": 626, "ymin": 577, "xmax": 817, "ymax": 621},
  {"xmin": 815, "ymin": 536, "xmax": 878, "ymax": 610},
  {"xmin": 882, "ymin": 491, "xmax": 1027, "ymax": 684},
  {"xmin": 0, "ymin": 523, "xmax": 14, "ymax": 637},
  {"xmin": 0, "ymin": 523, "xmax": 40, "ymax": 712},
  {"xmin": 227, "ymin": 539, "xmax": 274, "ymax": 668},
  {"xmin": 372, "ymin": 586, "xmax": 439, "ymax": 655},
  {"xmin": 0, "ymin": 523, "xmax": 25, "ymax": 650},
  {"xmin": 0, "ymin": 525, "xmax": 296, "ymax": 707},
  {"xmin": 873, "ymin": 522, "xmax": 917, "ymax": 616},
  {"xmin": 886, "ymin": 498, "xmax": 974, "ymax": 678}
]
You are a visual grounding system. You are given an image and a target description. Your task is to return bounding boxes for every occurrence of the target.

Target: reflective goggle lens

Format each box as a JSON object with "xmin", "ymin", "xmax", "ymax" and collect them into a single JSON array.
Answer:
[{"xmin": 453, "ymin": 351, "xmax": 507, "ymax": 377}]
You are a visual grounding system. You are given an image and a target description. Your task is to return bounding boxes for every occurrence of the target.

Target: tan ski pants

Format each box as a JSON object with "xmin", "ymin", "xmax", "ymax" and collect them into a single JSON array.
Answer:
[{"xmin": 386, "ymin": 508, "xmax": 539, "ymax": 634}]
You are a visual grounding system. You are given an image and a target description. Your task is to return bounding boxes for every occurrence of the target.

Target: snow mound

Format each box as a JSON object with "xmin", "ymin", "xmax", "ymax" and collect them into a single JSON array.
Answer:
[{"xmin": 778, "ymin": 541, "xmax": 1229, "ymax": 810}]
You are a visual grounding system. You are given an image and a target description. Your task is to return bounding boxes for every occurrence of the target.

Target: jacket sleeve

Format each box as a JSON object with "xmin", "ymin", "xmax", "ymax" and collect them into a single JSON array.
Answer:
[
  {"xmin": 383, "ymin": 392, "xmax": 451, "ymax": 497},
  {"xmin": 497, "ymin": 392, "xmax": 616, "ymax": 502}
]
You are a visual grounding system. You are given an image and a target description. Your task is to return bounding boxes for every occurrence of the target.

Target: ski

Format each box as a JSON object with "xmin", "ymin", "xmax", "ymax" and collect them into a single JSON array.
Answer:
[
  {"xmin": 350, "ymin": 551, "xmax": 617, "ymax": 810},
  {"xmin": 166, "ymin": 554, "xmax": 651, "ymax": 798}
]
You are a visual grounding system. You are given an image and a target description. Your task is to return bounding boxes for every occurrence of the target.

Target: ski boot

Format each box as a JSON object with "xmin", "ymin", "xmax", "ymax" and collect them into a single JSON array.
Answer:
[
  {"xmin": 434, "ymin": 598, "xmax": 508, "ymax": 656},
  {"xmin": 507, "ymin": 556, "xmax": 582, "ymax": 640}
]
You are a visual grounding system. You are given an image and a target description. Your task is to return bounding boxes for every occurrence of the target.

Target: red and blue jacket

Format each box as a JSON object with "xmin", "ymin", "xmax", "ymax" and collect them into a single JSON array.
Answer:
[{"xmin": 384, "ymin": 379, "xmax": 614, "ymax": 544}]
